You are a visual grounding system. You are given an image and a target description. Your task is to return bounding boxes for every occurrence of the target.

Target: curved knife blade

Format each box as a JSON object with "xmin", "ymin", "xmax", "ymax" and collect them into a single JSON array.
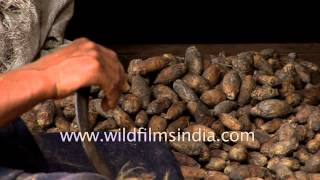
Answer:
[{"xmin": 75, "ymin": 88, "xmax": 114, "ymax": 179}]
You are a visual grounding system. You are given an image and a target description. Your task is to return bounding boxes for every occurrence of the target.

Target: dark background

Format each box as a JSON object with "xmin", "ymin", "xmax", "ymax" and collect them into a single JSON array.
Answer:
[{"xmin": 65, "ymin": 2, "xmax": 320, "ymax": 45}]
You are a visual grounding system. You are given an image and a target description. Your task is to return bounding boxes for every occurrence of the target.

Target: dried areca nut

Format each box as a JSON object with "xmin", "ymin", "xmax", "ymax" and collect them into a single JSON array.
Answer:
[
  {"xmin": 173, "ymin": 79, "xmax": 199, "ymax": 102},
  {"xmin": 148, "ymin": 115, "xmax": 167, "ymax": 132},
  {"xmin": 208, "ymin": 139, "xmax": 223, "ymax": 150},
  {"xmin": 300, "ymin": 61, "xmax": 319, "ymax": 71},
  {"xmin": 47, "ymin": 128, "xmax": 63, "ymax": 133},
  {"xmin": 295, "ymin": 63, "xmax": 311, "ymax": 83},
  {"xmin": 166, "ymin": 116, "xmax": 189, "ymax": 135},
  {"xmin": 37, "ymin": 100, "xmax": 56, "ymax": 129},
  {"xmin": 267, "ymin": 157, "xmax": 300, "ymax": 171},
  {"xmin": 277, "ymin": 123, "xmax": 296, "ymax": 141},
  {"xmin": 55, "ymin": 95, "xmax": 74, "ymax": 108},
  {"xmin": 119, "ymin": 94, "xmax": 141, "ymax": 114},
  {"xmin": 180, "ymin": 166, "xmax": 206, "ymax": 179},
  {"xmin": 135, "ymin": 110, "xmax": 148, "ymax": 127},
  {"xmin": 146, "ymin": 97, "xmax": 171, "ymax": 115},
  {"xmin": 109, "ymin": 107, "xmax": 135, "ymax": 130},
  {"xmin": 209, "ymin": 149, "xmax": 228, "ymax": 160},
  {"xmin": 205, "ymin": 157, "xmax": 226, "ymax": 171},
  {"xmin": 248, "ymin": 152, "xmax": 268, "ymax": 167},
  {"xmin": 91, "ymin": 99, "xmax": 112, "ymax": 118},
  {"xmin": 308, "ymin": 173, "xmax": 320, "ymax": 180},
  {"xmin": 94, "ymin": 118, "xmax": 117, "ymax": 131},
  {"xmin": 219, "ymin": 113, "xmax": 242, "ymax": 131},
  {"xmin": 224, "ymin": 131, "xmax": 260, "ymax": 150},
  {"xmin": 138, "ymin": 55, "xmax": 171, "ymax": 75},
  {"xmin": 22, "ymin": 110, "xmax": 43, "ymax": 133},
  {"xmin": 238, "ymin": 75, "xmax": 255, "ymax": 106},
  {"xmin": 255, "ymin": 74, "xmax": 281, "ymax": 87},
  {"xmin": 302, "ymin": 151, "xmax": 320, "ymax": 173},
  {"xmin": 162, "ymin": 101, "xmax": 186, "ymax": 120},
  {"xmin": 202, "ymin": 55, "xmax": 211, "ymax": 70},
  {"xmin": 205, "ymin": 171, "xmax": 229, "ymax": 180},
  {"xmin": 238, "ymin": 113, "xmax": 252, "ymax": 131},
  {"xmin": 228, "ymin": 165, "xmax": 267, "ymax": 180},
  {"xmin": 308, "ymin": 108, "xmax": 320, "ymax": 131},
  {"xmin": 202, "ymin": 64, "xmax": 220, "ymax": 87},
  {"xmin": 270, "ymin": 138, "xmax": 299, "ymax": 156},
  {"xmin": 295, "ymin": 125, "xmax": 308, "ymax": 142},
  {"xmin": 294, "ymin": 171, "xmax": 308, "ymax": 180},
  {"xmin": 172, "ymin": 151, "xmax": 200, "ymax": 168},
  {"xmin": 154, "ymin": 63, "xmax": 187, "ymax": 84},
  {"xmin": 260, "ymin": 49, "xmax": 275, "ymax": 59},
  {"xmin": 229, "ymin": 143, "xmax": 247, "ymax": 161},
  {"xmin": 54, "ymin": 116, "xmax": 70, "ymax": 132},
  {"xmin": 273, "ymin": 164, "xmax": 294, "ymax": 180},
  {"xmin": 260, "ymin": 118, "xmax": 283, "ymax": 133},
  {"xmin": 285, "ymin": 93, "xmax": 302, "ymax": 106},
  {"xmin": 128, "ymin": 59, "xmax": 143, "ymax": 75},
  {"xmin": 170, "ymin": 135, "xmax": 210, "ymax": 161},
  {"xmin": 211, "ymin": 100, "xmax": 237, "ymax": 116},
  {"xmin": 268, "ymin": 58, "xmax": 282, "ymax": 70},
  {"xmin": 130, "ymin": 75, "xmax": 151, "ymax": 109},
  {"xmin": 293, "ymin": 147, "xmax": 311, "ymax": 164},
  {"xmin": 253, "ymin": 54, "xmax": 273, "ymax": 74},
  {"xmin": 200, "ymin": 88, "xmax": 226, "ymax": 107},
  {"xmin": 152, "ymin": 84, "xmax": 178, "ymax": 103},
  {"xmin": 301, "ymin": 86, "xmax": 320, "ymax": 105},
  {"xmin": 280, "ymin": 81, "xmax": 295, "ymax": 96},
  {"xmin": 233, "ymin": 54, "xmax": 254, "ymax": 74},
  {"xmin": 254, "ymin": 129, "xmax": 271, "ymax": 144},
  {"xmin": 260, "ymin": 135, "xmax": 278, "ymax": 155},
  {"xmin": 306, "ymin": 138, "xmax": 320, "ymax": 153},
  {"xmin": 210, "ymin": 121, "xmax": 225, "ymax": 135},
  {"xmin": 184, "ymin": 124, "xmax": 215, "ymax": 142},
  {"xmin": 275, "ymin": 63, "xmax": 296, "ymax": 82},
  {"xmin": 250, "ymin": 99, "xmax": 292, "ymax": 119},
  {"xmin": 254, "ymin": 118, "xmax": 265, "ymax": 128},
  {"xmin": 251, "ymin": 86, "xmax": 279, "ymax": 100},
  {"xmin": 185, "ymin": 46, "xmax": 203, "ymax": 75},
  {"xmin": 222, "ymin": 70, "xmax": 241, "ymax": 100},
  {"xmin": 295, "ymin": 104, "xmax": 317, "ymax": 123},
  {"xmin": 70, "ymin": 118, "xmax": 79, "ymax": 132},
  {"xmin": 187, "ymin": 101, "xmax": 211, "ymax": 123},
  {"xmin": 182, "ymin": 73, "xmax": 210, "ymax": 94},
  {"xmin": 224, "ymin": 162, "xmax": 240, "ymax": 175}
]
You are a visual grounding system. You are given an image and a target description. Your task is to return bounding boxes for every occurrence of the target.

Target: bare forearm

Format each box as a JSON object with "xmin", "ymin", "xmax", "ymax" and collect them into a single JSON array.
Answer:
[{"xmin": 0, "ymin": 69, "xmax": 53, "ymax": 127}]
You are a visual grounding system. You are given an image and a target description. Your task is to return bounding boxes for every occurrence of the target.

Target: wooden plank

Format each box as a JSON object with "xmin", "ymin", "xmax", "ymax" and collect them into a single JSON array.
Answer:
[{"xmin": 110, "ymin": 44, "xmax": 320, "ymax": 67}]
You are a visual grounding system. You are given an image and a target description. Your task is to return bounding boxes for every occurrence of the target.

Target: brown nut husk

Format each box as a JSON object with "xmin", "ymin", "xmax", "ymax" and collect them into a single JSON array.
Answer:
[
  {"xmin": 219, "ymin": 113, "xmax": 242, "ymax": 131},
  {"xmin": 185, "ymin": 46, "xmax": 203, "ymax": 75},
  {"xmin": 119, "ymin": 94, "xmax": 141, "ymax": 114},
  {"xmin": 248, "ymin": 152, "xmax": 268, "ymax": 167},
  {"xmin": 250, "ymin": 99, "xmax": 292, "ymax": 119},
  {"xmin": 238, "ymin": 75, "xmax": 255, "ymax": 106},
  {"xmin": 186, "ymin": 101, "xmax": 211, "ymax": 123},
  {"xmin": 154, "ymin": 63, "xmax": 187, "ymax": 84},
  {"xmin": 205, "ymin": 171, "xmax": 229, "ymax": 180},
  {"xmin": 128, "ymin": 55, "xmax": 171, "ymax": 75},
  {"xmin": 205, "ymin": 157, "xmax": 226, "ymax": 171},
  {"xmin": 231, "ymin": 54, "xmax": 253, "ymax": 74},
  {"xmin": 229, "ymin": 143, "xmax": 248, "ymax": 161},
  {"xmin": 180, "ymin": 166, "xmax": 206, "ymax": 179},
  {"xmin": 173, "ymin": 79, "xmax": 199, "ymax": 102},
  {"xmin": 148, "ymin": 115, "xmax": 167, "ymax": 132},
  {"xmin": 37, "ymin": 100, "xmax": 56, "ymax": 129},
  {"xmin": 228, "ymin": 165, "xmax": 267, "ymax": 179},
  {"xmin": 295, "ymin": 63, "xmax": 311, "ymax": 83},
  {"xmin": 182, "ymin": 73, "xmax": 210, "ymax": 94},
  {"xmin": 222, "ymin": 70, "xmax": 241, "ymax": 100},
  {"xmin": 260, "ymin": 118, "xmax": 283, "ymax": 133},
  {"xmin": 170, "ymin": 134, "xmax": 209, "ymax": 161},
  {"xmin": 146, "ymin": 97, "xmax": 172, "ymax": 115},
  {"xmin": 212, "ymin": 100, "xmax": 238, "ymax": 116},
  {"xmin": 302, "ymin": 151, "xmax": 320, "ymax": 173},
  {"xmin": 130, "ymin": 75, "xmax": 151, "ymax": 109},
  {"xmin": 307, "ymin": 108, "xmax": 320, "ymax": 131},
  {"xmin": 162, "ymin": 101, "xmax": 186, "ymax": 120},
  {"xmin": 202, "ymin": 64, "xmax": 220, "ymax": 87},
  {"xmin": 251, "ymin": 86, "xmax": 279, "ymax": 101},
  {"xmin": 109, "ymin": 107, "xmax": 135, "ymax": 130},
  {"xmin": 135, "ymin": 110, "xmax": 148, "ymax": 127},
  {"xmin": 253, "ymin": 53, "xmax": 273, "ymax": 74},
  {"xmin": 93, "ymin": 118, "xmax": 117, "ymax": 131},
  {"xmin": 172, "ymin": 151, "xmax": 201, "ymax": 168},
  {"xmin": 166, "ymin": 116, "xmax": 189, "ymax": 135},
  {"xmin": 200, "ymin": 88, "xmax": 226, "ymax": 107},
  {"xmin": 152, "ymin": 84, "xmax": 178, "ymax": 103},
  {"xmin": 255, "ymin": 74, "xmax": 281, "ymax": 87}
]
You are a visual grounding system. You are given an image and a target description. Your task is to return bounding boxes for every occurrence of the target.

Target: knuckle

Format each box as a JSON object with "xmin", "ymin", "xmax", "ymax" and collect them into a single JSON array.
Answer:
[{"xmin": 88, "ymin": 50, "xmax": 99, "ymax": 59}]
